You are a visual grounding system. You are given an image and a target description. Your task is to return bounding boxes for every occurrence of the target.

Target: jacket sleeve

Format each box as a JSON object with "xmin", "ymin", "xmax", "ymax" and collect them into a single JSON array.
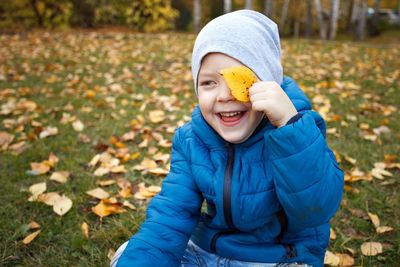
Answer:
[
  {"xmin": 264, "ymin": 110, "xmax": 344, "ymax": 233},
  {"xmin": 117, "ymin": 129, "xmax": 203, "ymax": 266}
]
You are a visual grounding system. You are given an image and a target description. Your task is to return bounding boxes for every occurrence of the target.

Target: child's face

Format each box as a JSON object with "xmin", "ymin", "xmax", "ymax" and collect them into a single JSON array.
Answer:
[{"xmin": 197, "ymin": 53, "xmax": 264, "ymax": 144}]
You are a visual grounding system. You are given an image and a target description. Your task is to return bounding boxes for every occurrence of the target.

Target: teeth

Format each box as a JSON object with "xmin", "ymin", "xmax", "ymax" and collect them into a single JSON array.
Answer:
[{"xmin": 220, "ymin": 111, "xmax": 242, "ymax": 117}]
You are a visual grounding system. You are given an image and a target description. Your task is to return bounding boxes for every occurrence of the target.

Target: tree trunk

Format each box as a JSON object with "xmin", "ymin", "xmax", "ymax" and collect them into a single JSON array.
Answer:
[
  {"xmin": 328, "ymin": 0, "xmax": 340, "ymax": 40},
  {"xmin": 245, "ymin": 0, "xmax": 253, "ymax": 10},
  {"xmin": 264, "ymin": 0, "xmax": 274, "ymax": 18},
  {"xmin": 193, "ymin": 0, "xmax": 201, "ymax": 33},
  {"xmin": 314, "ymin": 0, "xmax": 327, "ymax": 39},
  {"xmin": 29, "ymin": 0, "xmax": 44, "ymax": 27},
  {"xmin": 305, "ymin": 0, "xmax": 313, "ymax": 38},
  {"xmin": 354, "ymin": 0, "xmax": 368, "ymax": 40},
  {"xmin": 369, "ymin": 0, "xmax": 381, "ymax": 36},
  {"xmin": 224, "ymin": 0, "xmax": 232, "ymax": 13},
  {"xmin": 280, "ymin": 0, "xmax": 290, "ymax": 35}
]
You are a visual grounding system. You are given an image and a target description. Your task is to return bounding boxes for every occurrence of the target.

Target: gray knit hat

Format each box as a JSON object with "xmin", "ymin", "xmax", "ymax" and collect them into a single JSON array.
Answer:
[{"xmin": 191, "ymin": 10, "xmax": 283, "ymax": 95}]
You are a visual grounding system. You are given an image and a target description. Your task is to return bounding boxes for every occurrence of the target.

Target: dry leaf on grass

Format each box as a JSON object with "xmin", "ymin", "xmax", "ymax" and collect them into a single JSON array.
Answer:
[
  {"xmin": 92, "ymin": 199, "xmax": 126, "ymax": 218},
  {"xmin": 50, "ymin": 171, "xmax": 70, "ymax": 183},
  {"xmin": 86, "ymin": 188, "xmax": 110, "ymax": 200},
  {"xmin": 22, "ymin": 230, "xmax": 41, "ymax": 244},
  {"xmin": 72, "ymin": 119, "xmax": 84, "ymax": 132},
  {"xmin": 28, "ymin": 182, "xmax": 47, "ymax": 201},
  {"xmin": 81, "ymin": 222, "xmax": 89, "ymax": 238},
  {"xmin": 361, "ymin": 242, "xmax": 383, "ymax": 256},
  {"xmin": 53, "ymin": 195, "xmax": 73, "ymax": 216}
]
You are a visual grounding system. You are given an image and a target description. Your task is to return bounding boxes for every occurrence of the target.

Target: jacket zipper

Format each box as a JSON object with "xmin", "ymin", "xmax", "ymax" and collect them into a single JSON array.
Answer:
[
  {"xmin": 223, "ymin": 142, "xmax": 235, "ymax": 229},
  {"xmin": 210, "ymin": 143, "xmax": 236, "ymax": 253}
]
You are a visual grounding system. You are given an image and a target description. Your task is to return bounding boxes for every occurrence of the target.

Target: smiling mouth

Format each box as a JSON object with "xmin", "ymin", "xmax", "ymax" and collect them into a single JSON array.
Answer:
[{"xmin": 218, "ymin": 111, "xmax": 247, "ymax": 125}]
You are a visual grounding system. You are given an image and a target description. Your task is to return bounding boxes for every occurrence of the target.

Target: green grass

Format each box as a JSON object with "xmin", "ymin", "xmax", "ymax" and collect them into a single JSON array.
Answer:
[{"xmin": 0, "ymin": 31, "xmax": 399, "ymax": 266}]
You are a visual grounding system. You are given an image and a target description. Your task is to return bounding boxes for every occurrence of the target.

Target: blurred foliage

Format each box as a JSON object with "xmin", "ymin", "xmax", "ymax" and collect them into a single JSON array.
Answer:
[{"xmin": 0, "ymin": 0, "xmax": 178, "ymax": 32}]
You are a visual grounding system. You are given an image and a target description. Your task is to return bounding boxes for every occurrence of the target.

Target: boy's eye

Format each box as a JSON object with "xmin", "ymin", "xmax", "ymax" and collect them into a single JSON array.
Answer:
[{"xmin": 200, "ymin": 80, "xmax": 217, "ymax": 87}]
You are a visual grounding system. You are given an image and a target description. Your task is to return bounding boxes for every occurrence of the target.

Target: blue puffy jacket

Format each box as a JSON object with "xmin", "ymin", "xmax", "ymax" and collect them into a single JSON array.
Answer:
[{"xmin": 117, "ymin": 77, "xmax": 344, "ymax": 267}]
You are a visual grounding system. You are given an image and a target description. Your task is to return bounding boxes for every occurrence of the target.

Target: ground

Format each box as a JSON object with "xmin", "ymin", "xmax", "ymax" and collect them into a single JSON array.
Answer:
[{"xmin": 0, "ymin": 31, "xmax": 399, "ymax": 266}]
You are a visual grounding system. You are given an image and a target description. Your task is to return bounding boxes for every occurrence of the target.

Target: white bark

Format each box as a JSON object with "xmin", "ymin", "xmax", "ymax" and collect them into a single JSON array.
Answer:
[
  {"xmin": 305, "ymin": 0, "xmax": 313, "ymax": 38},
  {"xmin": 280, "ymin": 0, "xmax": 290, "ymax": 33},
  {"xmin": 264, "ymin": 0, "xmax": 274, "ymax": 18},
  {"xmin": 224, "ymin": 0, "xmax": 232, "ymax": 13},
  {"xmin": 328, "ymin": 0, "xmax": 340, "ymax": 40},
  {"xmin": 193, "ymin": 0, "xmax": 201, "ymax": 33},
  {"xmin": 355, "ymin": 0, "xmax": 368, "ymax": 40},
  {"xmin": 245, "ymin": 0, "xmax": 253, "ymax": 10},
  {"xmin": 314, "ymin": 0, "xmax": 327, "ymax": 39}
]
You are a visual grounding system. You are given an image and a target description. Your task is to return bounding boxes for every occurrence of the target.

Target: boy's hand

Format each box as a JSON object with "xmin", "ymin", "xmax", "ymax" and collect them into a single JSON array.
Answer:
[{"xmin": 249, "ymin": 81, "xmax": 298, "ymax": 128}]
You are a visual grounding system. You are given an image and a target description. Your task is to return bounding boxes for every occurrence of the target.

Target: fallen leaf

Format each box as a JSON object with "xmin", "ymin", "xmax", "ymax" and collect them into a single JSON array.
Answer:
[
  {"xmin": 376, "ymin": 226, "xmax": 393, "ymax": 234},
  {"xmin": 22, "ymin": 230, "xmax": 41, "ymax": 244},
  {"xmin": 28, "ymin": 182, "xmax": 47, "ymax": 201},
  {"xmin": 122, "ymin": 200, "xmax": 136, "ymax": 210},
  {"xmin": 29, "ymin": 162, "xmax": 51, "ymax": 175},
  {"xmin": 53, "ymin": 195, "xmax": 73, "ymax": 216},
  {"xmin": 361, "ymin": 242, "xmax": 383, "ymax": 256},
  {"xmin": 367, "ymin": 212, "xmax": 380, "ymax": 228},
  {"xmin": 149, "ymin": 110, "xmax": 165, "ymax": 123},
  {"xmin": 324, "ymin": 250, "xmax": 340, "ymax": 266},
  {"xmin": 37, "ymin": 192, "xmax": 62, "ymax": 206},
  {"xmin": 86, "ymin": 188, "xmax": 110, "ymax": 199},
  {"xmin": 39, "ymin": 126, "xmax": 58, "ymax": 139},
  {"xmin": 81, "ymin": 222, "xmax": 89, "ymax": 238},
  {"xmin": 330, "ymin": 228, "xmax": 337, "ymax": 240},
  {"xmin": 28, "ymin": 221, "xmax": 41, "ymax": 229},
  {"xmin": 0, "ymin": 131, "xmax": 14, "ymax": 148},
  {"xmin": 91, "ymin": 199, "xmax": 126, "ymax": 218},
  {"xmin": 72, "ymin": 119, "xmax": 84, "ymax": 132},
  {"xmin": 337, "ymin": 253, "xmax": 355, "ymax": 266},
  {"xmin": 97, "ymin": 179, "xmax": 116, "ymax": 186},
  {"xmin": 49, "ymin": 171, "xmax": 70, "ymax": 184}
]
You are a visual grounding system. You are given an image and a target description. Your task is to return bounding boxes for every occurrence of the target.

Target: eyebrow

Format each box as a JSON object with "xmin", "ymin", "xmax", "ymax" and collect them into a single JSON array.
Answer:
[{"xmin": 198, "ymin": 71, "xmax": 219, "ymax": 77}]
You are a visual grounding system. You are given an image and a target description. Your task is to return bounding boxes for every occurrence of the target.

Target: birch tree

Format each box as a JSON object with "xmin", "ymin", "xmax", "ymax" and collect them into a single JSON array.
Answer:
[
  {"xmin": 328, "ymin": 0, "xmax": 340, "ymax": 40},
  {"xmin": 314, "ymin": 0, "xmax": 327, "ymax": 39},
  {"xmin": 245, "ymin": 0, "xmax": 253, "ymax": 10},
  {"xmin": 264, "ymin": 0, "xmax": 274, "ymax": 18},
  {"xmin": 224, "ymin": 0, "xmax": 232, "ymax": 13},
  {"xmin": 193, "ymin": 0, "xmax": 201, "ymax": 33},
  {"xmin": 355, "ymin": 0, "xmax": 368, "ymax": 40},
  {"xmin": 305, "ymin": 0, "xmax": 313, "ymax": 38},
  {"xmin": 280, "ymin": 0, "xmax": 290, "ymax": 34}
]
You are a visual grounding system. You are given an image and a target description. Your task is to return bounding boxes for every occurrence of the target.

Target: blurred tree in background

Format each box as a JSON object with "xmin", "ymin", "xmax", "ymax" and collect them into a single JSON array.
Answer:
[{"xmin": 0, "ymin": 0, "xmax": 399, "ymax": 39}]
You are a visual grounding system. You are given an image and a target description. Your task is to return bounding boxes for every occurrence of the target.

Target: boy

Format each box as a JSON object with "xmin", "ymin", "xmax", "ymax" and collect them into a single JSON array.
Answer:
[{"xmin": 113, "ymin": 10, "xmax": 344, "ymax": 267}]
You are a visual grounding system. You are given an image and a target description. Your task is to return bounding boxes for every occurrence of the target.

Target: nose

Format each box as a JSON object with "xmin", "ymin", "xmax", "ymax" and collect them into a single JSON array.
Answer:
[{"xmin": 216, "ymin": 81, "xmax": 234, "ymax": 102}]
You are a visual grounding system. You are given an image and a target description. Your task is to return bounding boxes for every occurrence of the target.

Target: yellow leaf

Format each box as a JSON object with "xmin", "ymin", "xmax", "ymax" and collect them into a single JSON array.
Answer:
[
  {"xmin": 86, "ymin": 188, "xmax": 110, "ymax": 200},
  {"xmin": 81, "ymin": 222, "xmax": 89, "ymax": 238},
  {"xmin": 22, "ymin": 230, "xmax": 41, "ymax": 244},
  {"xmin": 37, "ymin": 192, "xmax": 62, "ymax": 206},
  {"xmin": 360, "ymin": 242, "xmax": 383, "ymax": 256},
  {"xmin": 53, "ymin": 195, "xmax": 73, "ymax": 216},
  {"xmin": 91, "ymin": 199, "xmax": 125, "ymax": 218},
  {"xmin": 148, "ymin": 167, "xmax": 169, "ymax": 176},
  {"xmin": 367, "ymin": 212, "xmax": 380, "ymax": 228},
  {"xmin": 49, "ymin": 171, "xmax": 70, "ymax": 184},
  {"xmin": 219, "ymin": 66, "xmax": 257, "ymax": 102},
  {"xmin": 149, "ymin": 110, "xmax": 165, "ymax": 123},
  {"xmin": 28, "ymin": 221, "xmax": 41, "ymax": 230},
  {"xmin": 337, "ymin": 253, "xmax": 355, "ymax": 266},
  {"xmin": 122, "ymin": 200, "xmax": 136, "ymax": 210},
  {"xmin": 72, "ymin": 120, "xmax": 84, "ymax": 132},
  {"xmin": 324, "ymin": 250, "xmax": 340, "ymax": 266},
  {"xmin": 28, "ymin": 182, "xmax": 47, "ymax": 201},
  {"xmin": 376, "ymin": 226, "xmax": 393, "ymax": 234},
  {"xmin": 97, "ymin": 179, "xmax": 116, "ymax": 186},
  {"xmin": 330, "ymin": 228, "xmax": 337, "ymax": 240},
  {"xmin": 30, "ymin": 162, "xmax": 51, "ymax": 175},
  {"xmin": 119, "ymin": 187, "xmax": 132, "ymax": 198}
]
